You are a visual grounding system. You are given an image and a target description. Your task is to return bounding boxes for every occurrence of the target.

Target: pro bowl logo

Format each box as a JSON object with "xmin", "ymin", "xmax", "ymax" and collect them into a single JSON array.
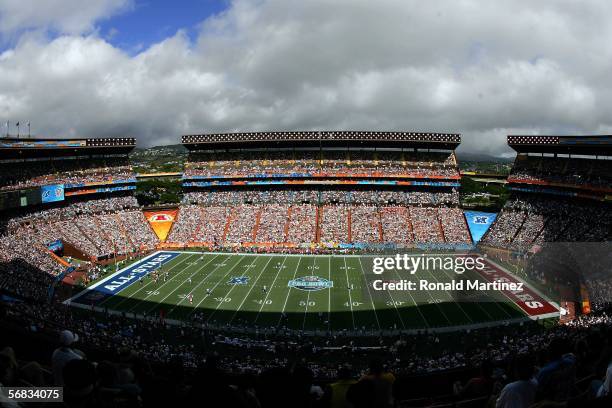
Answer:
[
  {"xmin": 148, "ymin": 213, "xmax": 174, "ymax": 222},
  {"xmin": 228, "ymin": 276, "xmax": 250, "ymax": 285},
  {"xmin": 288, "ymin": 276, "xmax": 333, "ymax": 291}
]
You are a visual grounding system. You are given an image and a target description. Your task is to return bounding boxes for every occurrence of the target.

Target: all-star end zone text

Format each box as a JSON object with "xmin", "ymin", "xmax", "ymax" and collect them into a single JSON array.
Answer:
[{"xmin": 67, "ymin": 251, "xmax": 180, "ymax": 306}]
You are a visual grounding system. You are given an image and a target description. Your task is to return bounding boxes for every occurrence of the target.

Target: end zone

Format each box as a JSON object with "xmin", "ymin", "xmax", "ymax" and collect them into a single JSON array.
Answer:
[
  {"xmin": 64, "ymin": 251, "xmax": 180, "ymax": 306},
  {"xmin": 473, "ymin": 256, "xmax": 559, "ymax": 319}
]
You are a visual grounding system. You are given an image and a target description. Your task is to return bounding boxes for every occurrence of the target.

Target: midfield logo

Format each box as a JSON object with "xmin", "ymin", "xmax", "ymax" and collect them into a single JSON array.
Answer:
[
  {"xmin": 228, "ymin": 276, "xmax": 250, "ymax": 285},
  {"xmin": 288, "ymin": 276, "xmax": 333, "ymax": 291}
]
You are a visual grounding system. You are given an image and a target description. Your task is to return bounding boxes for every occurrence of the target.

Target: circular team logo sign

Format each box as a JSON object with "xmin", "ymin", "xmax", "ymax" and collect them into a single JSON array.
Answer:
[
  {"xmin": 288, "ymin": 276, "xmax": 334, "ymax": 291},
  {"xmin": 148, "ymin": 213, "xmax": 174, "ymax": 222}
]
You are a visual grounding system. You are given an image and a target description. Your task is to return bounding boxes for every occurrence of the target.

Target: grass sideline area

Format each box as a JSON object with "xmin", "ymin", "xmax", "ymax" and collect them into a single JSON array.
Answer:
[{"xmin": 66, "ymin": 251, "xmax": 559, "ymax": 333}]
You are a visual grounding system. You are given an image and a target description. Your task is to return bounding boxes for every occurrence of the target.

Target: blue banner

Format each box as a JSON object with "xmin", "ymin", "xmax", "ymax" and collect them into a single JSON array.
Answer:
[
  {"xmin": 464, "ymin": 211, "xmax": 497, "ymax": 243},
  {"xmin": 65, "ymin": 178, "xmax": 137, "ymax": 188},
  {"xmin": 47, "ymin": 240, "xmax": 63, "ymax": 252},
  {"xmin": 41, "ymin": 184, "xmax": 65, "ymax": 203},
  {"xmin": 183, "ymin": 180, "xmax": 460, "ymax": 188}
]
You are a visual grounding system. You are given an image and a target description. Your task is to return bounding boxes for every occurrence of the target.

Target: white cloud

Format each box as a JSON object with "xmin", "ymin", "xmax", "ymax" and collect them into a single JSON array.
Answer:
[
  {"xmin": 0, "ymin": 0, "xmax": 131, "ymax": 36},
  {"xmin": 2, "ymin": 0, "xmax": 612, "ymax": 156}
]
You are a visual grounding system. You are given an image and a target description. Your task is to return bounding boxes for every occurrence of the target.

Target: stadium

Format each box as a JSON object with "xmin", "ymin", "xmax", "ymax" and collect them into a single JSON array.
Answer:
[{"xmin": 0, "ymin": 131, "xmax": 610, "ymax": 407}]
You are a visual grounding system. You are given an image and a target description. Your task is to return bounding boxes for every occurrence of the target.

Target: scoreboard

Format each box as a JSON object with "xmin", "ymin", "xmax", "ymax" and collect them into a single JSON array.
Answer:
[{"xmin": 0, "ymin": 188, "xmax": 42, "ymax": 210}]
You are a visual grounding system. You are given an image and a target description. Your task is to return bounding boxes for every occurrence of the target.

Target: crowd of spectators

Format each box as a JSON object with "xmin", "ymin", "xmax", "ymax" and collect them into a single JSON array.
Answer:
[
  {"xmin": 350, "ymin": 206, "xmax": 381, "ymax": 243},
  {"xmin": 183, "ymin": 150, "xmax": 460, "ymax": 180},
  {"xmin": 1, "ymin": 296, "xmax": 612, "ymax": 407},
  {"xmin": 256, "ymin": 205, "xmax": 289, "ymax": 243},
  {"xmin": 0, "ymin": 158, "xmax": 135, "ymax": 191},
  {"xmin": 481, "ymin": 195, "xmax": 612, "ymax": 250},
  {"xmin": 0, "ymin": 197, "xmax": 158, "ymax": 300},
  {"xmin": 510, "ymin": 155, "xmax": 612, "ymax": 188},
  {"xmin": 226, "ymin": 206, "xmax": 260, "ymax": 244},
  {"xmin": 170, "ymin": 191, "xmax": 471, "ymax": 247},
  {"xmin": 320, "ymin": 206, "xmax": 350, "ymax": 243},
  {"xmin": 0, "ymin": 260, "xmax": 55, "ymax": 301},
  {"xmin": 410, "ymin": 207, "xmax": 444, "ymax": 243},
  {"xmin": 169, "ymin": 200, "xmax": 473, "ymax": 247},
  {"xmin": 586, "ymin": 279, "xmax": 612, "ymax": 311},
  {"xmin": 7, "ymin": 196, "xmax": 139, "ymax": 229},
  {"xmin": 287, "ymin": 205, "xmax": 317, "ymax": 244},
  {"xmin": 183, "ymin": 189, "xmax": 460, "ymax": 206},
  {"xmin": 380, "ymin": 207, "xmax": 414, "ymax": 244},
  {"xmin": 3, "ymin": 145, "xmax": 612, "ymax": 406}
]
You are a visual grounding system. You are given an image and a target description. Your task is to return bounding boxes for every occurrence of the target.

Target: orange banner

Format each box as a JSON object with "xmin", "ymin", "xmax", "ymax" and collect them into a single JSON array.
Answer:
[
  {"xmin": 144, "ymin": 209, "xmax": 178, "ymax": 242},
  {"xmin": 580, "ymin": 284, "xmax": 592, "ymax": 315}
]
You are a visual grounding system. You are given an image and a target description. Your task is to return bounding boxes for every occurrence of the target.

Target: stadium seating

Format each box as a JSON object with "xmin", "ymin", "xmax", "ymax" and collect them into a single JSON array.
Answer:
[
  {"xmin": 509, "ymin": 155, "xmax": 612, "ymax": 188},
  {"xmin": 173, "ymin": 186, "xmax": 469, "ymax": 247},
  {"xmin": 183, "ymin": 150, "xmax": 460, "ymax": 180},
  {"xmin": 481, "ymin": 196, "xmax": 612, "ymax": 250},
  {"xmin": 0, "ymin": 157, "xmax": 135, "ymax": 191},
  {"xmin": 2, "ymin": 134, "xmax": 610, "ymax": 408}
]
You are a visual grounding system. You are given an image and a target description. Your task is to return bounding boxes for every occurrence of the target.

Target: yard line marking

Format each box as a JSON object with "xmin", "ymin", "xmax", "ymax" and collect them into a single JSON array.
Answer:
[
  {"xmin": 277, "ymin": 256, "xmax": 303, "ymax": 326},
  {"xmin": 66, "ymin": 250, "xmax": 171, "ymax": 303},
  {"xmin": 147, "ymin": 255, "xmax": 227, "ymax": 316},
  {"xmin": 385, "ymin": 260, "xmax": 429, "ymax": 329},
  {"xmin": 343, "ymin": 256, "xmax": 357, "ymax": 331},
  {"xmin": 228, "ymin": 256, "xmax": 274, "ymax": 324},
  {"xmin": 204, "ymin": 255, "xmax": 256, "ymax": 322},
  {"xmin": 179, "ymin": 254, "xmax": 244, "ymax": 317},
  {"xmin": 107, "ymin": 253, "xmax": 197, "ymax": 309},
  {"xmin": 327, "ymin": 255, "xmax": 331, "ymax": 331},
  {"xmin": 412, "ymin": 265, "xmax": 453, "ymax": 327},
  {"xmin": 469, "ymin": 259, "xmax": 524, "ymax": 319},
  {"xmin": 97, "ymin": 253, "xmax": 189, "ymax": 307},
  {"xmin": 425, "ymin": 263, "xmax": 474, "ymax": 324},
  {"xmin": 436, "ymin": 263, "xmax": 497, "ymax": 323},
  {"xmin": 355, "ymin": 257, "xmax": 383, "ymax": 331},
  {"xmin": 379, "ymin": 272, "xmax": 406, "ymax": 330},
  {"xmin": 301, "ymin": 256, "xmax": 318, "ymax": 330},
  {"xmin": 254, "ymin": 255, "xmax": 288, "ymax": 323}
]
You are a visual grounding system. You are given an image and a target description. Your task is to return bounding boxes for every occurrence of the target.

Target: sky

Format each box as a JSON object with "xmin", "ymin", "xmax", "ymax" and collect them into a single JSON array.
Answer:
[{"xmin": 1, "ymin": 0, "xmax": 612, "ymax": 156}]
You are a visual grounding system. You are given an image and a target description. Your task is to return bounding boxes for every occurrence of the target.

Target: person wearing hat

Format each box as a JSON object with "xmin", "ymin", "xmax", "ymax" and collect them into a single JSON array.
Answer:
[{"xmin": 52, "ymin": 330, "xmax": 85, "ymax": 386}]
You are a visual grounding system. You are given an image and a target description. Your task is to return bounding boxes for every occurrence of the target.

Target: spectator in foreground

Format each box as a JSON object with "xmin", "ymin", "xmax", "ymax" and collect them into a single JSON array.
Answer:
[
  {"xmin": 52, "ymin": 330, "xmax": 85, "ymax": 386},
  {"xmin": 354, "ymin": 359, "xmax": 395, "ymax": 408},
  {"xmin": 596, "ymin": 355, "xmax": 612, "ymax": 397},
  {"xmin": 496, "ymin": 354, "xmax": 537, "ymax": 408},
  {"xmin": 328, "ymin": 366, "xmax": 357, "ymax": 408},
  {"xmin": 536, "ymin": 338, "xmax": 576, "ymax": 401},
  {"xmin": 454, "ymin": 359, "xmax": 496, "ymax": 399},
  {"xmin": 62, "ymin": 359, "xmax": 98, "ymax": 408},
  {"xmin": 0, "ymin": 352, "xmax": 20, "ymax": 408}
]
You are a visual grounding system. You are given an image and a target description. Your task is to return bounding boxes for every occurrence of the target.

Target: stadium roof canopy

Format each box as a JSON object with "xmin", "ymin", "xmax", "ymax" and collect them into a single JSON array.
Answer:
[
  {"xmin": 508, "ymin": 135, "xmax": 612, "ymax": 156},
  {"xmin": 0, "ymin": 137, "xmax": 136, "ymax": 159},
  {"xmin": 182, "ymin": 131, "xmax": 461, "ymax": 150}
]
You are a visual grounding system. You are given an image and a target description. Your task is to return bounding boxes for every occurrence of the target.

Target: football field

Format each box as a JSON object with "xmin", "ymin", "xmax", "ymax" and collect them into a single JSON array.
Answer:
[{"xmin": 67, "ymin": 251, "xmax": 558, "ymax": 332}]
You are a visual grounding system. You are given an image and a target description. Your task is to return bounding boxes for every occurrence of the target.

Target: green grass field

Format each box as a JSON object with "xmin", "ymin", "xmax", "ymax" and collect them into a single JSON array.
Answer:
[{"xmin": 69, "ymin": 251, "xmax": 532, "ymax": 332}]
